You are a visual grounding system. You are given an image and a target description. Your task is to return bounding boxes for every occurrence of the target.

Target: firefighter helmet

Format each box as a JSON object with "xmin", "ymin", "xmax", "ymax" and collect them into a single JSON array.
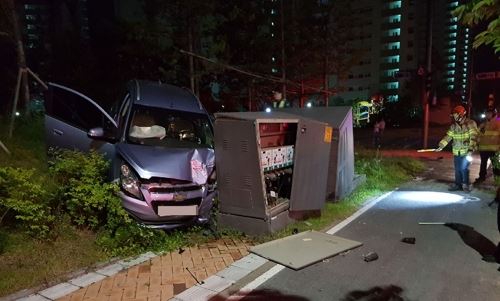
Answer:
[{"xmin": 452, "ymin": 105, "xmax": 466, "ymax": 123}]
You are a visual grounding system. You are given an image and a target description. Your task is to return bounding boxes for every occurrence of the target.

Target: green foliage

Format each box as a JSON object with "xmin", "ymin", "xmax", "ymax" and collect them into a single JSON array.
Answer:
[
  {"xmin": 0, "ymin": 167, "xmax": 55, "ymax": 237},
  {"xmin": 48, "ymin": 149, "xmax": 185, "ymax": 256},
  {"xmin": 355, "ymin": 149, "xmax": 424, "ymax": 190},
  {"xmin": 454, "ymin": 0, "xmax": 500, "ymax": 53},
  {"xmin": 49, "ymin": 150, "xmax": 117, "ymax": 229}
]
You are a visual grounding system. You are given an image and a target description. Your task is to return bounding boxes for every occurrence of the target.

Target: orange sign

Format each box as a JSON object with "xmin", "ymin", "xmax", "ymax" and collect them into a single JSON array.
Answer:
[{"xmin": 324, "ymin": 126, "xmax": 333, "ymax": 143}]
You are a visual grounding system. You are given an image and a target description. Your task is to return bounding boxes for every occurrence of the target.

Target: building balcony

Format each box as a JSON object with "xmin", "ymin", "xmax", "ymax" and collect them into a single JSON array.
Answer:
[
  {"xmin": 382, "ymin": 7, "xmax": 402, "ymax": 16},
  {"xmin": 380, "ymin": 62, "xmax": 400, "ymax": 69},
  {"xmin": 380, "ymin": 35, "xmax": 400, "ymax": 43},
  {"xmin": 380, "ymin": 22, "xmax": 401, "ymax": 30},
  {"xmin": 380, "ymin": 88, "xmax": 399, "ymax": 94},
  {"xmin": 380, "ymin": 48, "xmax": 400, "ymax": 56},
  {"xmin": 380, "ymin": 76, "xmax": 397, "ymax": 83}
]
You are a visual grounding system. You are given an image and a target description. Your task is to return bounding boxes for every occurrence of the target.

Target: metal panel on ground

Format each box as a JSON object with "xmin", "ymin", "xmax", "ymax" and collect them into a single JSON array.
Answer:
[{"xmin": 250, "ymin": 230, "xmax": 362, "ymax": 270}]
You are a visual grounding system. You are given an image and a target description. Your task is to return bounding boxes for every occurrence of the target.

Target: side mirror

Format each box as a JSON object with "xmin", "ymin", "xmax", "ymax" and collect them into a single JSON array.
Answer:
[
  {"xmin": 88, "ymin": 127, "xmax": 117, "ymax": 143},
  {"xmin": 88, "ymin": 127, "xmax": 105, "ymax": 138}
]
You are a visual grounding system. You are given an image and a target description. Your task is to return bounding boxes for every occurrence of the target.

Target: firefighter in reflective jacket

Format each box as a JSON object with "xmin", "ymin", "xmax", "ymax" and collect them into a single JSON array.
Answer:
[
  {"xmin": 435, "ymin": 105, "xmax": 479, "ymax": 192},
  {"xmin": 475, "ymin": 108, "xmax": 500, "ymax": 184}
]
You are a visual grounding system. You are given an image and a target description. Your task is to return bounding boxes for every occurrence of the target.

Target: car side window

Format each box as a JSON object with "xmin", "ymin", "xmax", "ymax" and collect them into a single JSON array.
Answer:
[{"xmin": 50, "ymin": 88, "xmax": 105, "ymax": 131}]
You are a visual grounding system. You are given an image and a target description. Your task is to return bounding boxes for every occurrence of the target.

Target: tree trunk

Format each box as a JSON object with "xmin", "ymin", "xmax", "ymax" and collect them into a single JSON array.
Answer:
[
  {"xmin": 188, "ymin": 23, "xmax": 195, "ymax": 95},
  {"xmin": 5, "ymin": 0, "xmax": 30, "ymax": 110}
]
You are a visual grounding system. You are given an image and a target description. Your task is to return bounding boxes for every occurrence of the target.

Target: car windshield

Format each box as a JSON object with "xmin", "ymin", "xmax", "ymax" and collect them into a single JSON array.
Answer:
[{"xmin": 127, "ymin": 105, "xmax": 214, "ymax": 148}]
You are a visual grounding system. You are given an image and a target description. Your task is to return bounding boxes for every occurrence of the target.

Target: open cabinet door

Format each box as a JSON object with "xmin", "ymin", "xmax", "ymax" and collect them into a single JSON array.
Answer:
[
  {"xmin": 290, "ymin": 119, "xmax": 331, "ymax": 211},
  {"xmin": 44, "ymin": 83, "xmax": 117, "ymax": 162}
]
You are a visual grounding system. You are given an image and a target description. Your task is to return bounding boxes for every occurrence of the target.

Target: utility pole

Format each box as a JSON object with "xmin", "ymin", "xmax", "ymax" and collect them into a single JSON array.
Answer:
[
  {"xmin": 422, "ymin": 0, "xmax": 433, "ymax": 149},
  {"xmin": 280, "ymin": 0, "xmax": 286, "ymax": 101},
  {"xmin": 467, "ymin": 55, "xmax": 474, "ymax": 116}
]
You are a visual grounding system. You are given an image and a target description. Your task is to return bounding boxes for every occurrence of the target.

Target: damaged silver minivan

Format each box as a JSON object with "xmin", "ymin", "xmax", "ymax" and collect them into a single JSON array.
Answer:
[{"xmin": 44, "ymin": 80, "xmax": 216, "ymax": 228}]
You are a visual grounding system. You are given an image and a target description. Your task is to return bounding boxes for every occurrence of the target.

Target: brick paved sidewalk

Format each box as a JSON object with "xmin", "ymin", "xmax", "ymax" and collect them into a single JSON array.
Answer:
[{"xmin": 53, "ymin": 238, "xmax": 252, "ymax": 301}]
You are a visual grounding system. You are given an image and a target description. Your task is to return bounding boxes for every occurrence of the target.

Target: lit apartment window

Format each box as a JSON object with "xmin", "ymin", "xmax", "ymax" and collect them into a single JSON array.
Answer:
[
  {"xmin": 450, "ymin": 2, "xmax": 459, "ymax": 7},
  {"xmin": 448, "ymin": 84, "xmax": 454, "ymax": 89},
  {"xmin": 462, "ymin": 79, "xmax": 466, "ymax": 83},
  {"xmin": 384, "ymin": 55, "xmax": 400, "ymax": 63},
  {"xmin": 449, "ymin": 40, "xmax": 456, "ymax": 45},
  {"xmin": 387, "ymin": 95, "xmax": 399, "ymax": 102},
  {"xmin": 448, "ymin": 55, "xmax": 456, "ymax": 61},
  {"xmin": 272, "ymin": 68, "xmax": 278, "ymax": 73},
  {"xmin": 390, "ymin": 15, "xmax": 401, "ymax": 23},
  {"xmin": 448, "ymin": 63, "xmax": 456, "ymax": 68},
  {"xmin": 447, "ymin": 70, "xmax": 455, "ymax": 75},
  {"xmin": 271, "ymin": 22, "xmax": 275, "ymax": 26},
  {"xmin": 447, "ymin": 78, "xmax": 454, "ymax": 83},
  {"xmin": 385, "ymin": 68, "xmax": 399, "ymax": 77},
  {"xmin": 385, "ymin": 42, "xmax": 400, "ymax": 49},
  {"xmin": 449, "ymin": 47, "xmax": 456, "ymax": 53},
  {"xmin": 271, "ymin": 9, "xmax": 276, "ymax": 15},
  {"xmin": 462, "ymin": 84, "xmax": 466, "ymax": 88},
  {"xmin": 449, "ymin": 25, "xmax": 457, "ymax": 30},
  {"xmin": 449, "ymin": 33, "xmax": 457, "ymax": 38},
  {"xmin": 389, "ymin": 1, "xmax": 402, "ymax": 9},
  {"xmin": 25, "ymin": 14, "xmax": 36, "ymax": 20},
  {"xmin": 388, "ymin": 28, "xmax": 400, "ymax": 36}
]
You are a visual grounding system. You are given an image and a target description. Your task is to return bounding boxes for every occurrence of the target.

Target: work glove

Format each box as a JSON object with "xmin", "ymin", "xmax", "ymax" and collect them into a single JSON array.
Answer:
[{"xmin": 466, "ymin": 151, "xmax": 473, "ymax": 162}]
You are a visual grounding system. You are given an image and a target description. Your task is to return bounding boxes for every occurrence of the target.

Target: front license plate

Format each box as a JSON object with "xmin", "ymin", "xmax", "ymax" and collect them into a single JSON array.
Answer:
[{"xmin": 157, "ymin": 205, "xmax": 198, "ymax": 216}]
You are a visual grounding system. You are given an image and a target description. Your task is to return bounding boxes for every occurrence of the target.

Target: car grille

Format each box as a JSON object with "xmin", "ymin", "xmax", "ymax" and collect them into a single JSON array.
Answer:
[{"xmin": 148, "ymin": 185, "xmax": 201, "ymax": 193}]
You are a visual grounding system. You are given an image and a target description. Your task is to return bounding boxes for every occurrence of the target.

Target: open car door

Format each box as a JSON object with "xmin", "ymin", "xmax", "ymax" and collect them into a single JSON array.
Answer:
[{"xmin": 44, "ymin": 83, "xmax": 118, "ymax": 162}]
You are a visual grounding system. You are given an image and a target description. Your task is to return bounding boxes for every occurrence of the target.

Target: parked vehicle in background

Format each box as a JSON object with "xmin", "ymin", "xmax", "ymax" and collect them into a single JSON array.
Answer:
[{"xmin": 44, "ymin": 80, "xmax": 217, "ymax": 229}]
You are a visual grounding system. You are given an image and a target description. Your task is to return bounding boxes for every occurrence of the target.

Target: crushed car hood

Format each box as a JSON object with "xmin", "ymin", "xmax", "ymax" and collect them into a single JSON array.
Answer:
[{"xmin": 116, "ymin": 143, "xmax": 215, "ymax": 184}]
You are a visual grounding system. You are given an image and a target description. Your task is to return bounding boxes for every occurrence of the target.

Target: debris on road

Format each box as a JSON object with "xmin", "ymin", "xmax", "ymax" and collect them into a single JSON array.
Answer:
[
  {"xmin": 401, "ymin": 237, "xmax": 416, "ymax": 244},
  {"xmin": 363, "ymin": 252, "xmax": 378, "ymax": 262}
]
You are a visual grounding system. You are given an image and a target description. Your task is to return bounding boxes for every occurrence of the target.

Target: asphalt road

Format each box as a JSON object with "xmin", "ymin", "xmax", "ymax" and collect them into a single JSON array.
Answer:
[{"xmin": 249, "ymin": 179, "xmax": 499, "ymax": 301}]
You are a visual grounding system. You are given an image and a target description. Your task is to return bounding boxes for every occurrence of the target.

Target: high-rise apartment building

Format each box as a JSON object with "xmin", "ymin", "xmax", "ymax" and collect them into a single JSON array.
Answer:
[
  {"xmin": 335, "ymin": 0, "xmax": 471, "ymax": 103},
  {"xmin": 19, "ymin": 0, "xmax": 91, "ymax": 70}
]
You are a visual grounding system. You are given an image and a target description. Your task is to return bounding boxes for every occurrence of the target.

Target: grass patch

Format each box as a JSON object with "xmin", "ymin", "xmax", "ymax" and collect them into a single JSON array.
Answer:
[
  {"xmin": 0, "ymin": 115, "xmax": 47, "ymax": 171},
  {"xmin": 0, "ymin": 224, "xmax": 108, "ymax": 296}
]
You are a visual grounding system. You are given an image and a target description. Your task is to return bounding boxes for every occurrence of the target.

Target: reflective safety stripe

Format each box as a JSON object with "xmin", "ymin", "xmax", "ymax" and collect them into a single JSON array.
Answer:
[{"xmin": 439, "ymin": 119, "xmax": 479, "ymax": 156}]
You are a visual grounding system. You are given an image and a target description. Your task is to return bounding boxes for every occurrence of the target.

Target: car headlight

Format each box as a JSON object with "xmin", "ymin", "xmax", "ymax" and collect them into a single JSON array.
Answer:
[{"xmin": 120, "ymin": 164, "xmax": 142, "ymax": 199}]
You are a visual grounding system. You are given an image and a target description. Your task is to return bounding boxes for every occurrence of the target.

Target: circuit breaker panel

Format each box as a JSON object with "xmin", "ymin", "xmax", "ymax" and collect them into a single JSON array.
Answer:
[
  {"xmin": 214, "ymin": 112, "xmax": 330, "ymax": 235},
  {"xmin": 259, "ymin": 122, "xmax": 296, "ymax": 210}
]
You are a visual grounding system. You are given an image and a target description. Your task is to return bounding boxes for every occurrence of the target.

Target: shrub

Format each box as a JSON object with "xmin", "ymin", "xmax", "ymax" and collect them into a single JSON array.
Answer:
[
  {"xmin": 49, "ymin": 150, "xmax": 117, "ymax": 229},
  {"xmin": 50, "ymin": 149, "xmax": 173, "ymax": 255},
  {"xmin": 0, "ymin": 167, "xmax": 55, "ymax": 238}
]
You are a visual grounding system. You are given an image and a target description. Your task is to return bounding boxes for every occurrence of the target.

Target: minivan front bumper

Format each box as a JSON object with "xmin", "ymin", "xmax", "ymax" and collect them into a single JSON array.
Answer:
[{"xmin": 119, "ymin": 182, "xmax": 216, "ymax": 229}]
